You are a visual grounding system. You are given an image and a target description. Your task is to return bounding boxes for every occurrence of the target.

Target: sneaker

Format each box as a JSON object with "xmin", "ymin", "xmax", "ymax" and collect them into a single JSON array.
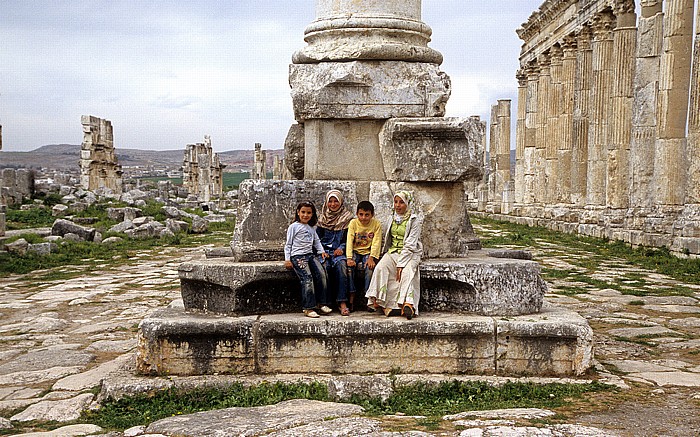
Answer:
[
  {"xmin": 303, "ymin": 309, "xmax": 320, "ymax": 318},
  {"xmin": 318, "ymin": 305, "xmax": 333, "ymax": 315}
]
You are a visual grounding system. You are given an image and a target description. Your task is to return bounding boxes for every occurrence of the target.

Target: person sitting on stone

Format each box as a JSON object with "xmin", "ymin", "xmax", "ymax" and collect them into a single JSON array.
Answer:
[
  {"xmin": 316, "ymin": 189, "xmax": 355, "ymax": 316},
  {"xmin": 284, "ymin": 201, "xmax": 332, "ymax": 318},
  {"xmin": 365, "ymin": 190, "xmax": 423, "ymax": 320},
  {"xmin": 346, "ymin": 200, "xmax": 382, "ymax": 311}
]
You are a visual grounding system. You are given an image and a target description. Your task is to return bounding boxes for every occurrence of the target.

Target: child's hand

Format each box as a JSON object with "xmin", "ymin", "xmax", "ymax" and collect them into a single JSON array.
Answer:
[
  {"xmin": 366, "ymin": 257, "xmax": 376, "ymax": 270},
  {"xmin": 321, "ymin": 252, "xmax": 330, "ymax": 260},
  {"xmin": 396, "ymin": 267, "xmax": 403, "ymax": 282},
  {"xmin": 284, "ymin": 260, "xmax": 293, "ymax": 270},
  {"xmin": 347, "ymin": 259, "xmax": 356, "ymax": 267},
  {"xmin": 333, "ymin": 248, "xmax": 343, "ymax": 256}
]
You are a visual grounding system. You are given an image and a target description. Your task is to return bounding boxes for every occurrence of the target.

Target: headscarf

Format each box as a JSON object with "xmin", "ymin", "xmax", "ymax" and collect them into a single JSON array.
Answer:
[
  {"xmin": 317, "ymin": 189, "xmax": 354, "ymax": 231},
  {"xmin": 393, "ymin": 190, "xmax": 414, "ymax": 224}
]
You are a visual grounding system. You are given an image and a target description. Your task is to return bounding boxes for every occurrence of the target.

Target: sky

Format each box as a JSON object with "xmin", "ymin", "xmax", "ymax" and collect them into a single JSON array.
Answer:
[{"xmin": 0, "ymin": 1, "xmax": 544, "ymax": 153}]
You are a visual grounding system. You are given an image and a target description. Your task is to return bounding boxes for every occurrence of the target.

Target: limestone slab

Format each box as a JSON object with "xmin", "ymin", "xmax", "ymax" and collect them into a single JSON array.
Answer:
[
  {"xmin": 380, "ymin": 117, "xmax": 484, "ymax": 182},
  {"xmin": 290, "ymin": 61, "xmax": 449, "ymax": 121},
  {"xmin": 627, "ymin": 371, "xmax": 700, "ymax": 387},
  {"xmin": 136, "ymin": 305, "xmax": 592, "ymax": 377},
  {"xmin": 10, "ymin": 393, "xmax": 94, "ymax": 422},
  {"xmin": 180, "ymin": 252, "xmax": 544, "ymax": 316},
  {"xmin": 145, "ymin": 399, "xmax": 363, "ymax": 436}
]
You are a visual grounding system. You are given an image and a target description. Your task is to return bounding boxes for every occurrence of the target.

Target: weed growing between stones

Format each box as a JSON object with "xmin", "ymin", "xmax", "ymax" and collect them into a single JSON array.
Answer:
[
  {"xmin": 79, "ymin": 380, "xmax": 612, "ymax": 431},
  {"xmin": 80, "ymin": 382, "xmax": 330, "ymax": 430}
]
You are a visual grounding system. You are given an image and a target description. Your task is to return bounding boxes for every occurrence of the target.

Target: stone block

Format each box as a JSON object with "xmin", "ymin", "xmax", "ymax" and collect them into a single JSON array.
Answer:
[
  {"xmin": 137, "ymin": 308, "xmax": 257, "ymax": 376},
  {"xmin": 51, "ymin": 219, "xmax": 96, "ymax": 242},
  {"xmin": 256, "ymin": 314, "xmax": 496, "ymax": 374},
  {"xmin": 379, "ymin": 117, "xmax": 484, "ymax": 183},
  {"xmin": 0, "ymin": 212, "xmax": 5, "ymax": 237},
  {"xmin": 136, "ymin": 306, "xmax": 592, "ymax": 377},
  {"xmin": 290, "ymin": 61, "xmax": 450, "ymax": 121},
  {"xmin": 179, "ymin": 252, "xmax": 543, "ymax": 316},
  {"xmin": 284, "ymin": 123, "xmax": 305, "ymax": 180},
  {"xmin": 496, "ymin": 304, "xmax": 593, "ymax": 376}
]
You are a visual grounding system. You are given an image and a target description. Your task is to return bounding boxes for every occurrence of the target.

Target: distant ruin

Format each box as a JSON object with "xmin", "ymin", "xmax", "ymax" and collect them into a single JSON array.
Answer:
[
  {"xmin": 182, "ymin": 135, "xmax": 226, "ymax": 203},
  {"xmin": 79, "ymin": 115, "xmax": 123, "ymax": 195},
  {"xmin": 479, "ymin": 0, "xmax": 700, "ymax": 256}
]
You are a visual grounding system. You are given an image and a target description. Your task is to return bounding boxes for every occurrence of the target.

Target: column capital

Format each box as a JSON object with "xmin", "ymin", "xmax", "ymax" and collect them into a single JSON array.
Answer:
[
  {"xmin": 591, "ymin": 11, "xmax": 615, "ymax": 40},
  {"xmin": 537, "ymin": 51, "xmax": 551, "ymax": 69},
  {"xmin": 613, "ymin": 0, "xmax": 636, "ymax": 16},
  {"xmin": 576, "ymin": 25, "xmax": 593, "ymax": 49},
  {"xmin": 516, "ymin": 69, "xmax": 528, "ymax": 87},
  {"xmin": 562, "ymin": 34, "xmax": 578, "ymax": 56},
  {"xmin": 526, "ymin": 61, "xmax": 540, "ymax": 78},
  {"xmin": 549, "ymin": 44, "xmax": 564, "ymax": 65}
]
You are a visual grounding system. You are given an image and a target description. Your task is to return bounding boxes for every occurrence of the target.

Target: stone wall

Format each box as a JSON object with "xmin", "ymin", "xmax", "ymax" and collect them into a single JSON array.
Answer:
[
  {"xmin": 80, "ymin": 115, "xmax": 123, "ymax": 195},
  {"xmin": 481, "ymin": 0, "xmax": 700, "ymax": 257},
  {"xmin": 182, "ymin": 136, "xmax": 225, "ymax": 203}
]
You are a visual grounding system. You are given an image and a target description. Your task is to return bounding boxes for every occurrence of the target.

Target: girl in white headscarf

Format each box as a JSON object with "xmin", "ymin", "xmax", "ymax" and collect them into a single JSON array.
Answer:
[{"xmin": 365, "ymin": 190, "xmax": 423, "ymax": 319}]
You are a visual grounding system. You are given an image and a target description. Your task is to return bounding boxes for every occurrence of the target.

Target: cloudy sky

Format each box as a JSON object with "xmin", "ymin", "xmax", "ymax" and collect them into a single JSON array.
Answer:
[{"xmin": 0, "ymin": 1, "xmax": 543, "ymax": 153}]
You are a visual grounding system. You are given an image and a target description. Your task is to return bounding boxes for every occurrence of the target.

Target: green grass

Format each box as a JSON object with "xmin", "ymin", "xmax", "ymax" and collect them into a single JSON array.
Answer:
[
  {"xmin": 139, "ymin": 172, "xmax": 263, "ymax": 191},
  {"xmin": 81, "ymin": 382, "xmax": 329, "ymax": 430},
  {"xmin": 473, "ymin": 216, "xmax": 700, "ymax": 287},
  {"xmin": 78, "ymin": 380, "xmax": 612, "ymax": 432}
]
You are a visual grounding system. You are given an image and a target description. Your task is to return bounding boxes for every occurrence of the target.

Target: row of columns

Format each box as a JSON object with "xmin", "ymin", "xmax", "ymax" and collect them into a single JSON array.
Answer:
[{"xmin": 514, "ymin": 0, "xmax": 699, "ymax": 211}]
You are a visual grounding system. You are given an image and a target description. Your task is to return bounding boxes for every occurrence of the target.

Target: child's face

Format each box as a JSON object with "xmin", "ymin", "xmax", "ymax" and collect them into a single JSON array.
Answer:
[
  {"xmin": 327, "ymin": 196, "xmax": 341, "ymax": 212},
  {"xmin": 298, "ymin": 206, "xmax": 313, "ymax": 224},
  {"xmin": 394, "ymin": 196, "xmax": 407, "ymax": 215},
  {"xmin": 357, "ymin": 208, "xmax": 373, "ymax": 226}
]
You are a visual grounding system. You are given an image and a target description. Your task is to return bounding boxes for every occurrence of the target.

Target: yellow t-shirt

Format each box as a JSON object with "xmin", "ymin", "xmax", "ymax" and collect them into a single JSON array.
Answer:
[{"xmin": 346, "ymin": 217, "xmax": 382, "ymax": 258}]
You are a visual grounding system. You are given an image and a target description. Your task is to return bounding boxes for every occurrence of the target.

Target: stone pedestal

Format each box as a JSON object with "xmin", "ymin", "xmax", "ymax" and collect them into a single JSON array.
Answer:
[{"xmin": 137, "ymin": 303, "xmax": 592, "ymax": 377}]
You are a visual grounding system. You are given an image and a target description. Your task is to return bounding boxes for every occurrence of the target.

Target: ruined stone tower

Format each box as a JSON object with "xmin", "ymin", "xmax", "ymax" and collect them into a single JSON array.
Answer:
[{"xmin": 79, "ymin": 115, "xmax": 123, "ymax": 195}]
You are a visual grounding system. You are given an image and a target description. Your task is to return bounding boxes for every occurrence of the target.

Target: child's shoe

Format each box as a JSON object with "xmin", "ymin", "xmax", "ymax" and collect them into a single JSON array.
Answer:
[
  {"xmin": 318, "ymin": 305, "xmax": 333, "ymax": 315},
  {"xmin": 304, "ymin": 309, "xmax": 320, "ymax": 318}
]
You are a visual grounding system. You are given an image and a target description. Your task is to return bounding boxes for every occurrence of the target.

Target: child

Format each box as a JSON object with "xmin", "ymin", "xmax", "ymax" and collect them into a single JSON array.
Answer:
[
  {"xmin": 316, "ymin": 190, "xmax": 354, "ymax": 316},
  {"xmin": 346, "ymin": 200, "xmax": 382, "ymax": 310},
  {"xmin": 284, "ymin": 201, "xmax": 332, "ymax": 318}
]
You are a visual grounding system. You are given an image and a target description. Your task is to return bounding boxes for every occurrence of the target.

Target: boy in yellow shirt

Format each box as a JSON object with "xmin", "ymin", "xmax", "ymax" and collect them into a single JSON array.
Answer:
[{"xmin": 346, "ymin": 201, "xmax": 382, "ymax": 310}]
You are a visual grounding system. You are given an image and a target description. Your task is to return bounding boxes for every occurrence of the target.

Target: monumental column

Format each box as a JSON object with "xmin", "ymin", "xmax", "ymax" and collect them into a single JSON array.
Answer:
[
  {"xmin": 630, "ymin": 0, "xmax": 664, "ymax": 209},
  {"xmin": 514, "ymin": 70, "xmax": 528, "ymax": 205},
  {"xmin": 523, "ymin": 61, "xmax": 540, "ymax": 205},
  {"xmin": 558, "ymin": 36, "xmax": 577, "ymax": 205},
  {"xmin": 586, "ymin": 11, "xmax": 615, "ymax": 207},
  {"xmin": 688, "ymin": 1, "xmax": 700, "ymax": 204},
  {"xmin": 607, "ymin": 0, "xmax": 637, "ymax": 209},
  {"xmin": 535, "ymin": 52, "xmax": 551, "ymax": 205},
  {"xmin": 654, "ymin": 0, "xmax": 695, "ymax": 206},
  {"xmin": 547, "ymin": 45, "xmax": 563, "ymax": 204},
  {"xmin": 572, "ymin": 26, "xmax": 593, "ymax": 207}
]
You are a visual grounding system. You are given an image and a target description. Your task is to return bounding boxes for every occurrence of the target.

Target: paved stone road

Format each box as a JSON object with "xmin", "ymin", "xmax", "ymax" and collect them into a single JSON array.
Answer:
[{"xmin": 0, "ymin": 222, "xmax": 698, "ymax": 436}]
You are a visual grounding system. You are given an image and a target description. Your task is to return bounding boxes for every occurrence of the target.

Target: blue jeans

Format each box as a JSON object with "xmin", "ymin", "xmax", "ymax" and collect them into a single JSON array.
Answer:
[
  {"xmin": 350, "ymin": 253, "xmax": 374, "ymax": 295},
  {"xmin": 291, "ymin": 254, "xmax": 328, "ymax": 310},
  {"xmin": 324, "ymin": 253, "xmax": 352, "ymax": 304}
]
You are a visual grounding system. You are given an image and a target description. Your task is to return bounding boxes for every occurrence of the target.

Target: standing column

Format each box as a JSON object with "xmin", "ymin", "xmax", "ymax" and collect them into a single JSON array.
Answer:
[
  {"xmin": 630, "ymin": 0, "xmax": 664, "ymax": 209},
  {"xmin": 535, "ymin": 52, "xmax": 551, "ymax": 205},
  {"xmin": 654, "ymin": 0, "xmax": 695, "ymax": 205},
  {"xmin": 572, "ymin": 25, "xmax": 593, "ymax": 206},
  {"xmin": 559, "ymin": 35, "xmax": 577, "ymax": 204},
  {"xmin": 688, "ymin": 0, "xmax": 700, "ymax": 204},
  {"xmin": 496, "ymin": 100, "xmax": 512, "ymax": 213},
  {"xmin": 523, "ymin": 61, "xmax": 540, "ymax": 205},
  {"xmin": 488, "ymin": 104, "xmax": 499, "ymax": 209},
  {"xmin": 586, "ymin": 11, "xmax": 615, "ymax": 207},
  {"xmin": 608, "ymin": 0, "xmax": 638, "ymax": 209},
  {"xmin": 514, "ymin": 70, "xmax": 528, "ymax": 205},
  {"xmin": 547, "ymin": 45, "xmax": 563, "ymax": 204}
]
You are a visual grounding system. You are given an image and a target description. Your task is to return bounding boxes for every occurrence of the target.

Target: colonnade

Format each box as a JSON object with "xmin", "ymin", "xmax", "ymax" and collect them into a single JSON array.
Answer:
[{"xmin": 480, "ymin": 0, "xmax": 700, "ymax": 256}]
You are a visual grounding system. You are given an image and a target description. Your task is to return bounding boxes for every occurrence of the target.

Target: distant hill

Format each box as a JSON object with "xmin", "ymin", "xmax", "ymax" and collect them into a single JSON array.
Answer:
[{"xmin": 0, "ymin": 144, "xmax": 284, "ymax": 172}]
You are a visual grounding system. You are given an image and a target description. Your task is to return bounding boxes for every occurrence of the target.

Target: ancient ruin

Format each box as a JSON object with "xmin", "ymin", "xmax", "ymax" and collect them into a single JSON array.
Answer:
[
  {"xmin": 251, "ymin": 142, "xmax": 267, "ymax": 180},
  {"xmin": 79, "ymin": 115, "xmax": 123, "ymax": 195},
  {"xmin": 137, "ymin": 0, "xmax": 593, "ymax": 378},
  {"xmin": 182, "ymin": 135, "xmax": 225, "ymax": 203},
  {"xmin": 478, "ymin": 0, "xmax": 700, "ymax": 256}
]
